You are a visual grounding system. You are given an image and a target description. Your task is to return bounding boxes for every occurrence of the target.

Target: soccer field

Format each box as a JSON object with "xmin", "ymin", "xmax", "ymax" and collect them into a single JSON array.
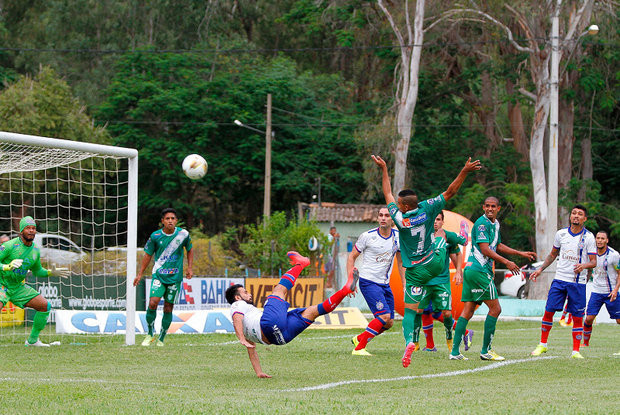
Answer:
[{"xmin": 2, "ymin": 320, "xmax": 618, "ymax": 414}]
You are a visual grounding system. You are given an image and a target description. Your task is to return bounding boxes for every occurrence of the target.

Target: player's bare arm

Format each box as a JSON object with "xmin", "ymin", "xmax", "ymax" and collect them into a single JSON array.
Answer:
[
  {"xmin": 133, "ymin": 253, "xmax": 153, "ymax": 286},
  {"xmin": 186, "ymin": 248, "xmax": 194, "ymax": 279},
  {"xmin": 608, "ymin": 268, "xmax": 620, "ymax": 301},
  {"xmin": 450, "ymin": 252, "xmax": 463, "ymax": 285},
  {"xmin": 246, "ymin": 345, "xmax": 271, "ymax": 378},
  {"xmin": 396, "ymin": 252, "xmax": 406, "ymax": 290},
  {"xmin": 478, "ymin": 242, "xmax": 520, "ymax": 275},
  {"xmin": 346, "ymin": 249, "xmax": 361, "ymax": 296},
  {"xmin": 371, "ymin": 155, "xmax": 396, "ymax": 205},
  {"xmin": 529, "ymin": 248, "xmax": 559, "ymax": 281},
  {"xmin": 442, "ymin": 157, "xmax": 482, "ymax": 201},
  {"xmin": 573, "ymin": 253, "xmax": 596, "ymax": 274},
  {"xmin": 497, "ymin": 243, "xmax": 537, "ymax": 262},
  {"xmin": 232, "ymin": 312, "xmax": 255, "ymax": 349}
]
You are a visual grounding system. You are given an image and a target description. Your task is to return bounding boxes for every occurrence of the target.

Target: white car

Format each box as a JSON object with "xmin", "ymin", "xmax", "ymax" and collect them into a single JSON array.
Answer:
[
  {"xmin": 499, "ymin": 261, "xmax": 543, "ymax": 299},
  {"xmin": 33, "ymin": 233, "xmax": 87, "ymax": 265}
]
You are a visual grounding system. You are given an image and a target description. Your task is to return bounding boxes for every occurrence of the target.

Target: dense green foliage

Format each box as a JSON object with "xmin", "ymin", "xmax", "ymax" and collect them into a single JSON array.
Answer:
[{"xmin": 0, "ymin": 1, "xmax": 617, "ymax": 254}]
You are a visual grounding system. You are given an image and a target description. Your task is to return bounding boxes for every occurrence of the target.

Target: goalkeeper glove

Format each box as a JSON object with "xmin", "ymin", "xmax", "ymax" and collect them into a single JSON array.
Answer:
[
  {"xmin": 2, "ymin": 259, "xmax": 23, "ymax": 271},
  {"xmin": 50, "ymin": 264, "xmax": 70, "ymax": 278}
]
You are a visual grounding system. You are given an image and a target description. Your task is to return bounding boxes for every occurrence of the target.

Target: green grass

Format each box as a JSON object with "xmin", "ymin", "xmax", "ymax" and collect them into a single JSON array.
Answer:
[{"xmin": 1, "ymin": 320, "xmax": 618, "ymax": 414}]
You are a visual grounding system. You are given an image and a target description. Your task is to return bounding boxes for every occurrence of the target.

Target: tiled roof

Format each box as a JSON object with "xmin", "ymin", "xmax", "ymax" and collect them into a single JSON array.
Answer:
[{"xmin": 298, "ymin": 202, "xmax": 386, "ymax": 223}]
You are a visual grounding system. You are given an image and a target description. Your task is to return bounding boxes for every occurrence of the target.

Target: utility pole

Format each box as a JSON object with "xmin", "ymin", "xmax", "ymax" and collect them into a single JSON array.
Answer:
[{"xmin": 264, "ymin": 93, "xmax": 272, "ymax": 219}]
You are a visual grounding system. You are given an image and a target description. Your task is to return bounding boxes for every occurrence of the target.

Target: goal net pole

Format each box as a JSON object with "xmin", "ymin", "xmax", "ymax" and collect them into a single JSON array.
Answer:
[{"xmin": 0, "ymin": 131, "xmax": 139, "ymax": 345}]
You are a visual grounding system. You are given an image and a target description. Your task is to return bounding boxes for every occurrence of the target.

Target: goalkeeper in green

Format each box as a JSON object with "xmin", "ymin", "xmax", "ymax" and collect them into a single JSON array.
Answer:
[{"xmin": 0, "ymin": 216, "xmax": 70, "ymax": 346}]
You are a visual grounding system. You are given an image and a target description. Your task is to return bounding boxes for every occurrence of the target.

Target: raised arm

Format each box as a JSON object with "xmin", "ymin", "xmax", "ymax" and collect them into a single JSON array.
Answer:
[
  {"xmin": 442, "ymin": 157, "xmax": 482, "ymax": 201},
  {"xmin": 371, "ymin": 155, "xmax": 396, "ymax": 206}
]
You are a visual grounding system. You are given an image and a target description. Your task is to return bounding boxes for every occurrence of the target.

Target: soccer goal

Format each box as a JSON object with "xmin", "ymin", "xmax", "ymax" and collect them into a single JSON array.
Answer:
[{"xmin": 0, "ymin": 131, "xmax": 138, "ymax": 345}]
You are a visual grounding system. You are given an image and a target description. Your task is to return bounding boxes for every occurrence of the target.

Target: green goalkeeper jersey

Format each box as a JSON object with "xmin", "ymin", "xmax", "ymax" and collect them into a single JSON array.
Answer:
[
  {"xmin": 427, "ymin": 230, "xmax": 466, "ymax": 285},
  {"xmin": 0, "ymin": 237, "xmax": 50, "ymax": 288},
  {"xmin": 144, "ymin": 227, "xmax": 192, "ymax": 284},
  {"xmin": 388, "ymin": 194, "xmax": 446, "ymax": 268},
  {"xmin": 467, "ymin": 214, "xmax": 501, "ymax": 275}
]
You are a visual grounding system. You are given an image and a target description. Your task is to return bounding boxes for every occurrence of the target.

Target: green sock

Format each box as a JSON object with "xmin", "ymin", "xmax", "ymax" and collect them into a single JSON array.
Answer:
[
  {"xmin": 159, "ymin": 312, "xmax": 172, "ymax": 341},
  {"xmin": 28, "ymin": 309, "xmax": 50, "ymax": 344},
  {"xmin": 403, "ymin": 308, "xmax": 416, "ymax": 344},
  {"xmin": 146, "ymin": 308, "xmax": 157, "ymax": 336},
  {"xmin": 443, "ymin": 315, "xmax": 454, "ymax": 340},
  {"xmin": 412, "ymin": 312, "xmax": 422, "ymax": 343},
  {"xmin": 481, "ymin": 315, "xmax": 498, "ymax": 354},
  {"xmin": 451, "ymin": 317, "xmax": 469, "ymax": 355}
]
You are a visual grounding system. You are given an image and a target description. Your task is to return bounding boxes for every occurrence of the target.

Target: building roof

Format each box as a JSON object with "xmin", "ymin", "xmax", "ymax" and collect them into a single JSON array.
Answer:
[{"xmin": 298, "ymin": 202, "xmax": 385, "ymax": 223}]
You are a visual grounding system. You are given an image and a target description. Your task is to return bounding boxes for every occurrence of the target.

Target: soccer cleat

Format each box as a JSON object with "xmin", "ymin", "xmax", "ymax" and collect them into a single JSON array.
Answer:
[
  {"xmin": 570, "ymin": 351, "xmax": 584, "ymax": 359},
  {"xmin": 351, "ymin": 335, "xmax": 360, "ymax": 348},
  {"xmin": 287, "ymin": 251, "xmax": 310, "ymax": 268},
  {"xmin": 141, "ymin": 335, "xmax": 156, "ymax": 346},
  {"xmin": 156, "ymin": 340, "xmax": 164, "ymax": 347},
  {"xmin": 423, "ymin": 347, "xmax": 437, "ymax": 352},
  {"xmin": 24, "ymin": 339, "xmax": 50, "ymax": 347},
  {"xmin": 464, "ymin": 329, "xmax": 474, "ymax": 351},
  {"xmin": 449, "ymin": 353, "xmax": 468, "ymax": 360},
  {"xmin": 531, "ymin": 344, "xmax": 548, "ymax": 356},
  {"xmin": 352, "ymin": 348, "xmax": 372, "ymax": 356},
  {"xmin": 459, "ymin": 220, "xmax": 470, "ymax": 245},
  {"xmin": 402, "ymin": 342, "xmax": 417, "ymax": 368},
  {"xmin": 343, "ymin": 268, "xmax": 360, "ymax": 294},
  {"xmin": 446, "ymin": 339, "xmax": 453, "ymax": 351},
  {"xmin": 480, "ymin": 350, "xmax": 505, "ymax": 361},
  {"xmin": 559, "ymin": 318, "xmax": 572, "ymax": 327}
]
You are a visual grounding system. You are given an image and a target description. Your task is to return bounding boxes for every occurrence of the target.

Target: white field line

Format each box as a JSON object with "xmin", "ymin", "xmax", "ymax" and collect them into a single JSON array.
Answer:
[
  {"xmin": 278, "ymin": 356, "xmax": 558, "ymax": 392},
  {"xmin": 183, "ymin": 326, "xmax": 538, "ymax": 346}
]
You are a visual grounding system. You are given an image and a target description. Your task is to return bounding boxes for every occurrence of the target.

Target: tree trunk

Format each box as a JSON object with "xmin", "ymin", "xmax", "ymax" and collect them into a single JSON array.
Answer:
[
  {"xmin": 383, "ymin": 0, "xmax": 425, "ymax": 193},
  {"xmin": 505, "ymin": 79, "xmax": 529, "ymax": 159}
]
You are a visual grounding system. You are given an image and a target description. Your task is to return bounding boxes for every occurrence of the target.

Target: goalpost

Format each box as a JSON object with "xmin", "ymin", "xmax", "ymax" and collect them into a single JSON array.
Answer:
[{"xmin": 0, "ymin": 131, "xmax": 138, "ymax": 345}]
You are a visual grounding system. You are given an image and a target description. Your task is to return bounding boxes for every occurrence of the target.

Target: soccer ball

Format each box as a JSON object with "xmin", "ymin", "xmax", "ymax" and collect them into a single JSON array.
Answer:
[{"xmin": 182, "ymin": 154, "xmax": 208, "ymax": 180}]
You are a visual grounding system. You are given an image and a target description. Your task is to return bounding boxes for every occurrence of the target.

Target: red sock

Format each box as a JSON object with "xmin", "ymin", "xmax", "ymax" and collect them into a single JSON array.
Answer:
[
  {"xmin": 572, "ymin": 316, "xmax": 583, "ymax": 352},
  {"xmin": 566, "ymin": 313, "xmax": 573, "ymax": 324},
  {"xmin": 422, "ymin": 313, "xmax": 435, "ymax": 349},
  {"xmin": 355, "ymin": 318, "xmax": 385, "ymax": 350},
  {"xmin": 278, "ymin": 264, "xmax": 304, "ymax": 290},
  {"xmin": 317, "ymin": 287, "xmax": 348, "ymax": 315},
  {"xmin": 434, "ymin": 313, "xmax": 444, "ymax": 323},
  {"xmin": 541, "ymin": 311, "xmax": 554, "ymax": 343},
  {"xmin": 583, "ymin": 323, "xmax": 592, "ymax": 346}
]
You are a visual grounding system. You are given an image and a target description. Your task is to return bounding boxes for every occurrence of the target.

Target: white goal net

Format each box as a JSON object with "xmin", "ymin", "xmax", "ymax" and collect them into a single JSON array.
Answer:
[{"xmin": 0, "ymin": 131, "xmax": 138, "ymax": 345}]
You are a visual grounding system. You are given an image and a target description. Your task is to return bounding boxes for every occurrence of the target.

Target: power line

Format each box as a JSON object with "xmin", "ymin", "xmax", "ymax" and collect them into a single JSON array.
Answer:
[{"xmin": 94, "ymin": 119, "xmax": 619, "ymax": 133}]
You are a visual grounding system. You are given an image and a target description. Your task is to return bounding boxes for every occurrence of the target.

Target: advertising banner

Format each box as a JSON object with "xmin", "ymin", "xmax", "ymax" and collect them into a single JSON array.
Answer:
[
  {"xmin": 144, "ymin": 277, "xmax": 244, "ymax": 310},
  {"xmin": 0, "ymin": 301, "xmax": 24, "ymax": 327},
  {"xmin": 245, "ymin": 278, "xmax": 324, "ymax": 308},
  {"xmin": 55, "ymin": 309, "xmax": 234, "ymax": 334}
]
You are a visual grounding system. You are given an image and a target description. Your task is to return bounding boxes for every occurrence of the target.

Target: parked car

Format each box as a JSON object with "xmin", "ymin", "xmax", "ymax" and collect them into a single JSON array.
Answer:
[
  {"xmin": 33, "ymin": 233, "xmax": 87, "ymax": 265},
  {"xmin": 499, "ymin": 261, "xmax": 543, "ymax": 299}
]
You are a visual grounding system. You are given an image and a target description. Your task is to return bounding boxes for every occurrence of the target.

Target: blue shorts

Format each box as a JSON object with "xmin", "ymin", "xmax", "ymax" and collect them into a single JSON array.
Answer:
[
  {"xmin": 586, "ymin": 292, "xmax": 620, "ymax": 319},
  {"xmin": 545, "ymin": 280, "xmax": 586, "ymax": 317},
  {"xmin": 359, "ymin": 278, "xmax": 394, "ymax": 319},
  {"xmin": 260, "ymin": 295, "xmax": 313, "ymax": 345}
]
